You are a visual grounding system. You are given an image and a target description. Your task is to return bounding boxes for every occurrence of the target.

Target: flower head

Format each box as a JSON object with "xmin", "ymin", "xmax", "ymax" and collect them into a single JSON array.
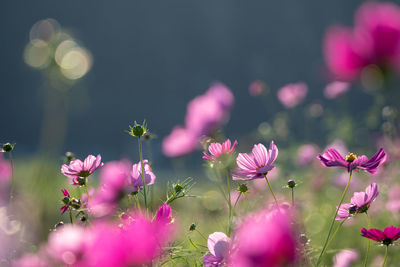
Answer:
[
  {"xmin": 155, "ymin": 202, "xmax": 172, "ymax": 225},
  {"xmin": 203, "ymin": 139, "xmax": 238, "ymax": 162},
  {"xmin": 361, "ymin": 226, "xmax": 400, "ymax": 246},
  {"xmin": 233, "ymin": 141, "xmax": 278, "ymax": 180},
  {"xmin": 317, "ymin": 148, "xmax": 386, "ymax": 174},
  {"xmin": 228, "ymin": 208, "xmax": 298, "ymax": 267},
  {"xmin": 277, "ymin": 82, "xmax": 308, "ymax": 109},
  {"xmin": 61, "ymin": 155, "xmax": 103, "ymax": 185},
  {"xmin": 203, "ymin": 232, "xmax": 230, "ymax": 267},
  {"xmin": 324, "ymin": 81, "xmax": 350, "ymax": 99},
  {"xmin": 129, "ymin": 160, "xmax": 156, "ymax": 192},
  {"xmin": 336, "ymin": 182, "xmax": 379, "ymax": 220}
]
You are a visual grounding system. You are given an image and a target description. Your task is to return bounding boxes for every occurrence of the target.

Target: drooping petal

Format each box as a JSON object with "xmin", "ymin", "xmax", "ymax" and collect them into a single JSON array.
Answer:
[
  {"xmin": 383, "ymin": 225, "xmax": 400, "ymax": 241},
  {"xmin": 360, "ymin": 148, "xmax": 387, "ymax": 174},
  {"xmin": 361, "ymin": 228, "xmax": 385, "ymax": 242}
]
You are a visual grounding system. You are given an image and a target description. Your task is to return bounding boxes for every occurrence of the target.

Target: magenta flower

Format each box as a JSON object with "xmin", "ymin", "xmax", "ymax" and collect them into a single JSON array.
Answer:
[
  {"xmin": 317, "ymin": 148, "xmax": 386, "ymax": 174},
  {"xmin": 155, "ymin": 202, "xmax": 172, "ymax": 224},
  {"xmin": 361, "ymin": 226, "xmax": 400, "ymax": 246},
  {"xmin": 203, "ymin": 232, "xmax": 230, "ymax": 267},
  {"xmin": 233, "ymin": 141, "xmax": 278, "ymax": 180},
  {"xmin": 324, "ymin": 2, "xmax": 400, "ymax": 81},
  {"xmin": 203, "ymin": 139, "xmax": 238, "ymax": 162},
  {"xmin": 228, "ymin": 208, "xmax": 298, "ymax": 267},
  {"xmin": 335, "ymin": 182, "xmax": 379, "ymax": 220},
  {"xmin": 277, "ymin": 82, "xmax": 308, "ymax": 109},
  {"xmin": 162, "ymin": 82, "xmax": 234, "ymax": 158},
  {"xmin": 129, "ymin": 160, "xmax": 156, "ymax": 192},
  {"xmin": 60, "ymin": 188, "xmax": 70, "ymax": 214},
  {"xmin": 61, "ymin": 154, "xmax": 103, "ymax": 185},
  {"xmin": 324, "ymin": 81, "xmax": 350, "ymax": 99},
  {"xmin": 99, "ymin": 160, "xmax": 131, "ymax": 200},
  {"xmin": 333, "ymin": 249, "xmax": 359, "ymax": 267},
  {"xmin": 162, "ymin": 126, "xmax": 198, "ymax": 157}
]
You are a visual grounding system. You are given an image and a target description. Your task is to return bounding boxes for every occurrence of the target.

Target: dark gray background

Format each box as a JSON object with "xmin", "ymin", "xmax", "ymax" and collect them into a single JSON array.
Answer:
[{"xmin": 0, "ymin": 0, "xmax": 367, "ymax": 164}]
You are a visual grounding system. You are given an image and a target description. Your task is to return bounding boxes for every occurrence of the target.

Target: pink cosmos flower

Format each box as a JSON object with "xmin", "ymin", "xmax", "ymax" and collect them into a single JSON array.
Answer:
[
  {"xmin": 296, "ymin": 144, "xmax": 319, "ymax": 166},
  {"xmin": 317, "ymin": 148, "xmax": 386, "ymax": 174},
  {"xmin": 203, "ymin": 232, "xmax": 231, "ymax": 267},
  {"xmin": 46, "ymin": 225, "xmax": 86, "ymax": 266},
  {"xmin": 228, "ymin": 208, "xmax": 298, "ymax": 267},
  {"xmin": 203, "ymin": 139, "xmax": 238, "ymax": 162},
  {"xmin": 60, "ymin": 188, "xmax": 70, "ymax": 214},
  {"xmin": 361, "ymin": 225, "xmax": 400, "ymax": 245},
  {"xmin": 333, "ymin": 249, "xmax": 359, "ymax": 267},
  {"xmin": 324, "ymin": 81, "xmax": 350, "ymax": 99},
  {"xmin": 99, "ymin": 160, "xmax": 131, "ymax": 200},
  {"xmin": 129, "ymin": 160, "xmax": 156, "ymax": 192},
  {"xmin": 324, "ymin": 2, "xmax": 400, "ymax": 80},
  {"xmin": 162, "ymin": 126, "xmax": 198, "ymax": 157},
  {"xmin": 233, "ymin": 141, "xmax": 278, "ymax": 180},
  {"xmin": 163, "ymin": 82, "xmax": 234, "ymax": 158},
  {"xmin": 336, "ymin": 182, "xmax": 379, "ymax": 220},
  {"xmin": 277, "ymin": 82, "xmax": 308, "ymax": 109},
  {"xmin": 155, "ymin": 202, "xmax": 172, "ymax": 224},
  {"xmin": 61, "ymin": 155, "xmax": 103, "ymax": 185}
]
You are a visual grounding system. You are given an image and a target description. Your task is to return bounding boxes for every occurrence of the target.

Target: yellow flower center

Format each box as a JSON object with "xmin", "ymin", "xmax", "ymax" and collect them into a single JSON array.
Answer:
[{"xmin": 345, "ymin": 153, "xmax": 357, "ymax": 163}]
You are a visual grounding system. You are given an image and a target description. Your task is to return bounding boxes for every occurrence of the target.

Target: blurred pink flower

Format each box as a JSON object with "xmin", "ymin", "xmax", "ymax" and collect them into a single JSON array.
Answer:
[
  {"xmin": 129, "ymin": 160, "xmax": 156, "ymax": 192},
  {"xmin": 248, "ymin": 80, "xmax": 266, "ymax": 96},
  {"xmin": 277, "ymin": 82, "xmax": 308, "ymax": 109},
  {"xmin": 162, "ymin": 126, "xmax": 198, "ymax": 157},
  {"xmin": 46, "ymin": 225, "xmax": 86, "ymax": 266},
  {"xmin": 324, "ymin": 81, "xmax": 350, "ymax": 99},
  {"xmin": 324, "ymin": 2, "xmax": 400, "ymax": 80},
  {"xmin": 386, "ymin": 185, "xmax": 400, "ymax": 213},
  {"xmin": 361, "ymin": 225, "xmax": 400, "ymax": 245},
  {"xmin": 13, "ymin": 252, "xmax": 50, "ymax": 267},
  {"xmin": 61, "ymin": 155, "xmax": 103, "ymax": 185},
  {"xmin": 333, "ymin": 249, "xmax": 359, "ymax": 267},
  {"xmin": 0, "ymin": 154, "xmax": 11, "ymax": 182},
  {"xmin": 317, "ymin": 148, "xmax": 386, "ymax": 174},
  {"xmin": 163, "ymin": 82, "xmax": 234, "ymax": 158},
  {"xmin": 297, "ymin": 144, "xmax": 319, "ymax": 166},
  {"xmin": 228, "ymin": 208, "xmax": 298, "ymax": 266},
  {"xmin": 332, "ymin": 172, "xmax": 361, "ymax": 190},
  {"xmin": 155, "ymin": 202, "xmax": 172, "ymax": 224},
  {"xmin": 203, "ymin": 139, "xmax": 238, "ymax": 162},
  {"xmin": 203, "ymin": 232, "xmax": 230, "ymax": 267},
  {"xmin": 233, "ymin": 141, "xmax": 278, "ymax": 181}
]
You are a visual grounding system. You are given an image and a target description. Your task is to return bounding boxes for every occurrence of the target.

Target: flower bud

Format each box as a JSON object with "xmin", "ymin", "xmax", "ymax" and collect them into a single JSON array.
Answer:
[
  {"xmin": 237, "ymin": 184, "xmax": 248, "ymax": 193},
  {"xmin": 70, "ymin": 198, "xmax": 81, "ymax": 209},
  {"xmin": 54, "ymin": 221, "xmax": 64, "ymax": 229},
  {"xmin": 1, "ymin": 142, "xmax": 14, "ymax": 153},
  {"xmin": 127, "ymin": 121, "xmax": 148, "ymax": 138},
  {"xmin": 174, "ymin": 183, "xmax": 184, "ymax": 194},
  {"xmin": 189, "ymin": 223, "xmax": 196, "ymax": 231},
  {"xmin": 64, "ymin": 152, "xmax": 76, "ymax": 163},
  {"xmin": 287, "ymin": 180, "xmax": 296, "ymax": 188}
]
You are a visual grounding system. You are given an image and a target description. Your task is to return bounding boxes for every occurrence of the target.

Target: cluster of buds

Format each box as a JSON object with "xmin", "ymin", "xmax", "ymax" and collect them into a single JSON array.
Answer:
[{"xmin": 60, "ymin": 189, "xmax": 81, "ymax": 214}]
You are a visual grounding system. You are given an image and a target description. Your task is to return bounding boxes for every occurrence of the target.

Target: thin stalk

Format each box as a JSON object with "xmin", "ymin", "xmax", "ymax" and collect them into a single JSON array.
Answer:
[
  {"xmin": 135, "ymin": 194, "xmax": 142, "ymax": 212},
  {"xmin": 315, "ymin": 171, "xmax": 353, "ymax": 267},
  {"xmin": 69, "ymin": 209, "xmax": 74, "ymax": 224},
  {"xmin": 226, "ymin": 170, "xmax": 232, "ymax": 236},
  {"xmin": 382, "ymin": 245, "xmax": 388, "ymax": 267},
  {"xmin": 364, "ymin": 212, "xmax": 371, "ymax": 267},
  {"xmin": 264, "ymin": 174, "xmax": 279, "ymax": 206},
  {"xmin": 138, "ymin": 137, "xmax": 148, "ymax": 209},
  {"xmin": 233, "ymin": 192, "xmax": 242, "ymax": 209},
  {"xmin": 325, "ymin": 218, "xmax": 346, "ymax": 254},
  {"xmin": 195, "ymin": 229, "xmax": 208, "ymax": 242},
  {"xmin": 291, "ymin": 187, "xmax": 294, "ymax": 207},
  {"xmin": 8, "ymin": 151, "xmax": 14, "ymax": 202},
  {"xmin": 84, "ymin": 183, "xmax": 90, "ymax": 202}
]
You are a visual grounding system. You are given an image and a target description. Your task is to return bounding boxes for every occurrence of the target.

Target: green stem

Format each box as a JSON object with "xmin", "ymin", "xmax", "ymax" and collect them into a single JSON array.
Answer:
[
  {"xmin": 8, "ymin": 151, "xmax": 14, "ymax": 202},
  {"xmin": 84, "ymin": 182, "xmax": 90, "ymax": 202},
  {"xmin": 382, "ymin": 245, "xmax": 388, "ymax": 267},
  {"xmin": 325, "ymin": 218, "xmax": 346, "ymax": 255},
  {"xmin": 315, "ymin": 171, "xmax": 352, "ymax": 267},
  {"xmin": 69, "ymin": 209, "xmax": 74, "ymax": 224},
  {"xmin": 195, "ymin": 229, "xmax": 208, "ymax": 242},
  {"xmin": 364, "ymin": 212, "xmax": 371, "ymax": 267},
  {"xmin": 291, "ymin": 187, "xmax": 294, "ymax": 207},
  {"xmin": 226, "ymin": 170, "xmax": 232, "ymax": 236},
  {"xmin": 264, "ymin": 174, "xmax": 279, "ymax": 207},
  {"xmin": 138, "ymin": 137, "xmax": 148, "ymax": 209},
  {"xmin": 135, "ymin": 194, "xmax": 142, "ymax": 212},
  {"xmin": 233, "ymin": 192, "xmax": 242, "ymax": 209}
]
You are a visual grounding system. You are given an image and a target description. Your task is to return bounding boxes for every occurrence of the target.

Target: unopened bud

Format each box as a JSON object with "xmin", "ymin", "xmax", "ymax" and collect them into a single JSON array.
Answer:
[
  {"xmin": 287, "ymin": 180, "xmax": 296, "ymax": 188},
  {"xmin": 2, "ymin": 143, "xmax": 14, "ymax": 153},
  {"xmin": 189, "ymin": 223, "xmax": 196, "ymax": 231},
  {"xmin": 237, "ymin": 184, "xmax": 248, "ymax": 193}
]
